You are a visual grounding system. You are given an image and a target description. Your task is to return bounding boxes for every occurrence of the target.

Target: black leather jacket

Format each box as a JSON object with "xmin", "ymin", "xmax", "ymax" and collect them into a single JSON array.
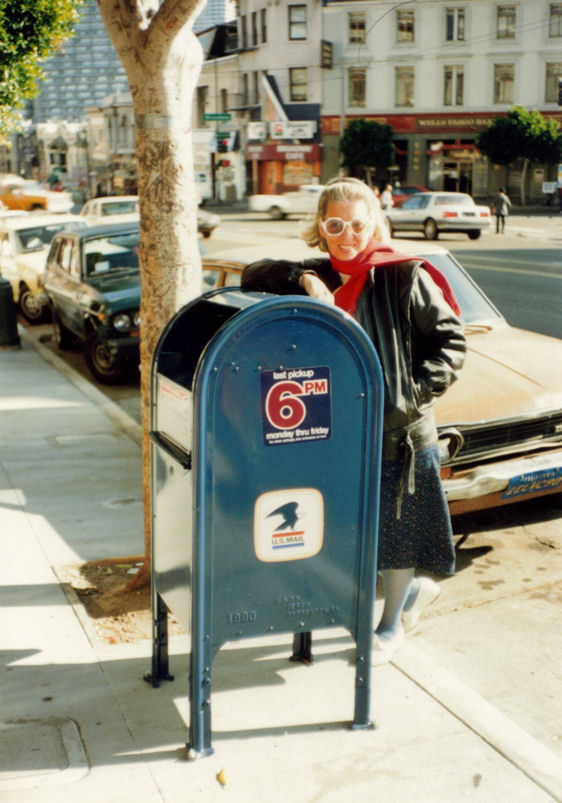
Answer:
[{"xmin": 242, "ymin": 256, "xmax": 466, "ymax": 473}]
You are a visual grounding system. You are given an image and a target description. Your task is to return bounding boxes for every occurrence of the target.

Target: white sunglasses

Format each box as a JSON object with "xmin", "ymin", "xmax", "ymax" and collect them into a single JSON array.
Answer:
[{"xmin": 320, "ymin": 217, "xmax": 370, "ymax": 236}]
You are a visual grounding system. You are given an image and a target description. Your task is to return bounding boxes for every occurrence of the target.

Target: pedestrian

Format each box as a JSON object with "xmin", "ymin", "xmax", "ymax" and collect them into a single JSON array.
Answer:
[
  {"xmin": 494, "ymin": 187, "xmax": 511, "ymax": 233},
  {"xmin": 241, "ymin": 177, "xmax": 466, "ymax": 665},
  {"xmin": 380, "ymin": 183, "xmax": 394, "ymax": 210}
]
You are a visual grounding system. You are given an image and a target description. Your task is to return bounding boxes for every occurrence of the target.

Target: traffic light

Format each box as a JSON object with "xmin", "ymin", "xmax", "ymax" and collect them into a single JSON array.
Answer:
[{"xmin": 216, "ymin": 132, "xmax": 237, "ymax": 152}]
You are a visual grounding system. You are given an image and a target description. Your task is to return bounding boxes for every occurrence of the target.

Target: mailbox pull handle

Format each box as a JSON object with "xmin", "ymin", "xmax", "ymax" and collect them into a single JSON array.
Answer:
[{"xmin": 149, "ymin": 430, "xmax": 192, "ymax": 470}]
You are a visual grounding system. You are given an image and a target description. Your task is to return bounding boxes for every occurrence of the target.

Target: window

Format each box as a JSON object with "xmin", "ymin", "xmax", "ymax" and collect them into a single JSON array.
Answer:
[
  {"xmin": 494, "ymin": 64, "xmax": 514, "ymax": 103},
  {"xmin": 549, "ymin": 3, "xmax": 562, "ymax": 36},
  {"xmin": 496, "ymin": 5, "xmax": 516, "ymax": 39},
  {"xmin": 197, "ymin": 86, "xmax": 208, "ymax": 125},
  {"xmin": 348, "ymin": 67, "xmax": 366, "ymax": 107},
  {"xmin": 289, "ymin": 67, "xmax": 307, "ymax": 101},
  {"xmin": 261, "ymin": 9, "xmax": 267, "ymax": 43},
  {"xmin": 252, "ymin": 71, "xmax": 260, "ymax": 105},
  {"xmin": 241, "ymin": 73, "xmax": 249, "ymax": 106},
  {"xmin": 349, "ymin": 12, "xmax": 366, "ymax": 44},
  {"xmin": 444, "ymin": 65, "xmax": 464, "ymax": 105},
  {"xmin": 251, "ymin": 12, "xmax": 257, "ymax": 46},
  {"xmin": 397, "ymin": 10, "xmax": 414, "ymax": 42},
  {"xmin": 240, "ymin": 15, "xmax": 247, "ymax": 49},
  {"xmin": 395, "ymin": 66, "xmax": 414, "ymax": 106},
  {"xmin": 289, "ymin": 5, "xmax": 307, "ymax": 40},
  {"xmin": 545, "ymin": 63, "xmax": 562, "ymax": 101},
  {"xmin": 220, "ymin": 88, "xmax": 228, "ymax": 113},
  {"xmin": 446, "ymin": 8, "xmax": 465, "ymax": 41}
]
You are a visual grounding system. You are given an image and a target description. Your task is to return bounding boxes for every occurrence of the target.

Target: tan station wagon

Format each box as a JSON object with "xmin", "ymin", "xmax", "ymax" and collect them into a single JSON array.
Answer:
[{"xmin": 209, "ymin": 239, "xmax": 562, "ymax": 515}]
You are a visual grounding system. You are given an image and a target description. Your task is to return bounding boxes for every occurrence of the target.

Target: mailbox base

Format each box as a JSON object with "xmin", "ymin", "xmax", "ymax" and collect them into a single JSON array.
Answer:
[{"xmin": 144, "ymin": 593, "xmax": 174, "ymax": 688}]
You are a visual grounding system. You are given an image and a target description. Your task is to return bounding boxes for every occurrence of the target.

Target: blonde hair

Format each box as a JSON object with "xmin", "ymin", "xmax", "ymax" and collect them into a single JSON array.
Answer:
[{"xmin": 302, "ymin": 177, "xmax": 390, "ymax": 252}]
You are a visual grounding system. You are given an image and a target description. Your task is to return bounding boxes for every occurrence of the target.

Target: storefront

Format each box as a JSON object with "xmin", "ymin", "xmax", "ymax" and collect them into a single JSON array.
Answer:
[
  {"xmin": 246, "ymin": 143, "xmax": 323, "ymax": 194},
  {"xmin": 322, "ymin": 113, "xmax": 496, "ymax": 198}
]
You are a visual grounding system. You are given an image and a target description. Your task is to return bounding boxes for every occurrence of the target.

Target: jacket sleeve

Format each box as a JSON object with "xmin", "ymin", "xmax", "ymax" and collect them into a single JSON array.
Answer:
[
  {"xmin": 409, "ymin": 269, "xmax": 466, "ymax": 399},
  {"xmin": 241, "ymin": 257, "xmax": 339, "ymax": 295},
  {"xmin": 241, "ymin": 258, "xmax": 307, "ymax": 295}
]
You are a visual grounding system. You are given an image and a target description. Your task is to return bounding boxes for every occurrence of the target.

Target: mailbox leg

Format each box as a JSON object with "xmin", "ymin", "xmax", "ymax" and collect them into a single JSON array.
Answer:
[
  {"xmin": 187, "ymin": 639, "xmax": 214, "ymax": 758},
  {"xmin": 290, "ymin": 631, "xmax": 313, "ymax": 664},
  {"xmin": 144, "ymin": 592, "xmax": 174, "ymax": 688}
]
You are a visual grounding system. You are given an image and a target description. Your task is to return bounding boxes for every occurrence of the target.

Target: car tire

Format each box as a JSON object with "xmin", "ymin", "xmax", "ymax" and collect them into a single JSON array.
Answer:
[
  {"xmin": 468, "ymin": 230, "xmax": 481, "ymax": 240},
  {"xmin": 19, "ymin": 286, "xmax": 50, "ymax": 324},
  {"xmin": 84, "ymin": 334, "xmax": 125, "ymax": 385},
  {"xmin": 202, "ymin": 230, "xmax": 212, "ymax": 238},
  {"xmin": 52, "ymin": 309, "xmax": 74, "ymax": 350},
  {"xmin": 424, "ymin": 219, "xmax": 438, "ymax": 240},
  {"xmin": 269, "ymin": 206, "xmax": 285, "ymax": 220}
]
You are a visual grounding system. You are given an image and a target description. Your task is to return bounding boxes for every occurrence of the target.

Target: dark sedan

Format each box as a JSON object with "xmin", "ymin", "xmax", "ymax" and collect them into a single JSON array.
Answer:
[{"xmin": 42, "ymin": 223, "xmax": 243, "ymax": 384}]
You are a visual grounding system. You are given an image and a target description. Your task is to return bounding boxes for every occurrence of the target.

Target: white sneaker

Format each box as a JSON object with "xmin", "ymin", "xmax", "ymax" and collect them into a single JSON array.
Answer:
[
  {"xmin": 372, "ymin": 627, "xmax": 405, "ymax": 666},
  {"xmin": 402, "ymin": 577, "xmax": 440, "ymax": 633}
]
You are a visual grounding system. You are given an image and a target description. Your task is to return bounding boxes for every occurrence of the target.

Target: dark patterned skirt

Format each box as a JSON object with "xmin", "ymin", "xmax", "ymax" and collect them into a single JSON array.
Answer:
[{"xmin": 376, "ymin": 444, "xmax": 455, "ymax": 576}]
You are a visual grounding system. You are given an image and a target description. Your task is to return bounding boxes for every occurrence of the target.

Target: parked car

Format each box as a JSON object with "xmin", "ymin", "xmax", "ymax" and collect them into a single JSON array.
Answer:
[
  {"xmin": 80, "ymin": 195, "xmax": 220, "ymax": 237},
  {"xmin": 80, "ymin": 196, "xmax": 139, "ymax": 225},
  {"xmin": 0, "ymin": 174, "xmax": 73, "ymax": 214},
  {"xmin": 391, "ymin": 240, "xmax": 562, "ymax": 514},
  {"xmin": 248, "ymin": 184, "xmax": 326, "ymax": 219},
  {"xmin": 390, "ymin": 184, "xmax": 432, "ymax": 207},
  {"xmin": 0, "ymin": 213, "xmax": 88, "ymax": 323},
  {"xmin": 42, "ymin": 222, "xmax": 244, "ymax": 384},
  {"xmin": 386, "ymin": 192, "xmax": 492, "ymax": 240},
  {"xmin": 210, "ymin": 238, "xmax": 562, "ymax": 514},
  {"xmin": 197, "ymin": 207, "xmax": 220, "ymax": 238}
]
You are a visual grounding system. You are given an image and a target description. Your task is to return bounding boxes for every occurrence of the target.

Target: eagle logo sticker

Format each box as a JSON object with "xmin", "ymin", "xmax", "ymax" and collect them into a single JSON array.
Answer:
[{"xmin": 254, "ymin": 488, "xmax": 324, "ymax": 563}]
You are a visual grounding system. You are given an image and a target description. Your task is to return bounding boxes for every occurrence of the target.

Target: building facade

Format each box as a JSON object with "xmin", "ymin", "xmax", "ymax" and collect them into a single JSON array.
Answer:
[{"xmin": 321, "ymin": 0, "xmax": 562, "ymax": 199}]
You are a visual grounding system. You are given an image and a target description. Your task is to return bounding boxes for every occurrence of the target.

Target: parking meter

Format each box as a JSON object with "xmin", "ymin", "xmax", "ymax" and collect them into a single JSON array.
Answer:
[{"xmin": 148, "ymin": 288, "xmax": 383, "ymax": 757}]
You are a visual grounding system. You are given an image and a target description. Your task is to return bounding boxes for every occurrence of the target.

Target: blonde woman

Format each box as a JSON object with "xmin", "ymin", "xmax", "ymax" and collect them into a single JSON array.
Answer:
[{"xmin": 242, "ymin": 177, "xmax": 466, "ymax": 664}]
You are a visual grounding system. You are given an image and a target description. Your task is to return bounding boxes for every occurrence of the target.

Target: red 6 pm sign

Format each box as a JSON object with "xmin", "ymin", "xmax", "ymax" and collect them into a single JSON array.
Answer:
[{"xmin": 261, "ymin": 367, "xmax": 332, "ymax": 447}]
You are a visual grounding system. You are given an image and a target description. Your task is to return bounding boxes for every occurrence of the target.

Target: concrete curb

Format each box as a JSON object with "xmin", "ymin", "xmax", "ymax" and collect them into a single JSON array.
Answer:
[{"xmin": 394, "ymin": 642, "xmax": 562, "ymax": 802}]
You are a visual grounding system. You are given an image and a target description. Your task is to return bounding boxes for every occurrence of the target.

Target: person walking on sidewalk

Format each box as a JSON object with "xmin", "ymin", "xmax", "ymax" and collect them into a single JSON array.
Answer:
[
  {"xmin": 242, "ymin": 177, "xmax": 466, "ymax": 665},
  {"xmin": 494, "ymin": 188, "xmax": 511, "ymax": 233}
]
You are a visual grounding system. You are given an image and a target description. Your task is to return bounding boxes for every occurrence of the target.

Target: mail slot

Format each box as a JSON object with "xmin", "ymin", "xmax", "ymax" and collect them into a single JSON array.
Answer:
[{"xmin": 147, "ymin": 287, "xmax": 383, "ymax": 757}]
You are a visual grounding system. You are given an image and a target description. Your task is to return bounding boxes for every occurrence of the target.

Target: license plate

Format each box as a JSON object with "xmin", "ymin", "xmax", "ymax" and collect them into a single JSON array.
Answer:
[{"xmin": 501, "ymin": 466, "xmax": 562, "ymax": 500}]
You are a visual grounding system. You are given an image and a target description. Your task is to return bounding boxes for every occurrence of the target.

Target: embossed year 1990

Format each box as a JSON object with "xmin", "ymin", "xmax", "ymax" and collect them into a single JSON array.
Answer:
[{"xmin": 226, "ymin": 610, "xmax": 257, "ymax": 625}]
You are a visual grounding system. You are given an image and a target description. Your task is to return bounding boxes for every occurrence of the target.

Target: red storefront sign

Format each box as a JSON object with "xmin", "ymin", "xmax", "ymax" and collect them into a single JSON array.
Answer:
[
  {"xmin": 322, "ymin": 111, "xmax": 562, "ymax": 136},
  {"xmin": 246, "ymin": 143, "xmax": 322, "ymax": 161}
]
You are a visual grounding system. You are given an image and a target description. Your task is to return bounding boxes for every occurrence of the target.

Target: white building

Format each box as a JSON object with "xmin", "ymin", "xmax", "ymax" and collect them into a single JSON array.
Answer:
[{"xmin": 321, "ymin": 0, "xmax": 562, "ymax": 199}]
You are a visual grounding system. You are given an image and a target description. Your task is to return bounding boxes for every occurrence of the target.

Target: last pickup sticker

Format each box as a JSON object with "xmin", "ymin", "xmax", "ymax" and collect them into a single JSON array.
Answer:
[{"xmin": 261, "ymin": 366, "xmax": 331, "ymax": 447}]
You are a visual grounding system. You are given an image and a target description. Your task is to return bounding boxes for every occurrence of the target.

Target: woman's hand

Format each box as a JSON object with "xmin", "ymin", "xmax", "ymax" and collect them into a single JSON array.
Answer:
[{"xmin": 301, "ymin": 273, "xmax": 335, "ymax": 305}]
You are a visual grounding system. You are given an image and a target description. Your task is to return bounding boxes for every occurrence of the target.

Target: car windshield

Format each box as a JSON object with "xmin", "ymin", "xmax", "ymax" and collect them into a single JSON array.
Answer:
[
  {"xmin": 101, "ymin": 201, "xmax": 138, "ymax": 216},
  {"xmin": 84, "ymin": 233, "xmax": 140, "ymax": 275},
  {"xmin": 15, "ymin": 221, "xmax": 85, "ymax": 252},
  {"xmin": 416, "ymin": 251, "xmax": 504, "ymax": 325}
]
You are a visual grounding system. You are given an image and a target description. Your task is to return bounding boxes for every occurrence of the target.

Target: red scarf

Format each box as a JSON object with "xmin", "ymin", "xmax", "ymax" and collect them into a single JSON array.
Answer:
[{"xmin": 331, "ymin": 241, "xmax": 461, "ymax": 317}]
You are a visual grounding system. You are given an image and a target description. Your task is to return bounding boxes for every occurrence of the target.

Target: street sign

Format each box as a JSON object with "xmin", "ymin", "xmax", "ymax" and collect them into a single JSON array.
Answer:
[{"xmin": 203, "ymin": 113, "xmax": 231, "ymax": 121}]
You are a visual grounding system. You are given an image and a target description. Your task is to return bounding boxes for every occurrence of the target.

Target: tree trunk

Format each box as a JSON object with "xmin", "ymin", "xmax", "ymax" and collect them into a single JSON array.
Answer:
[{"xmin": 98, "ymin": 0, "xmax": 206, "ymax": 585}]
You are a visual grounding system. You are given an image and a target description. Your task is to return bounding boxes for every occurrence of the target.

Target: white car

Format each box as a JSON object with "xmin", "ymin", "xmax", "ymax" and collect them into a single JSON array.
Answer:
[
  {"xmin": 386, "ymin": 192, "xmax": 492, "ymax": 240},
  {"xmin": 0, "ymin": 213, "xmax": 88, "ymax": 323},
  {"xmin": 80, "ymin": 196, "xmax": 140, "ymax": 225},
  {"xmin": 248, "ymin": 184, "xmax": 326, "ymax": 220}
]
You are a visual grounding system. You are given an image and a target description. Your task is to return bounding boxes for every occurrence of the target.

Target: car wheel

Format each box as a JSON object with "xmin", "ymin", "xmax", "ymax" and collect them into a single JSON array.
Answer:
[
  {"xmin": 468, "ymin": 230, "xmax": 481, "ymax": 240},
  {"xmin": 202, "ymin": 230, "xmax": 212, "ymax": 238},
  {"xmin": 19, "ymin": 286, "xmax": 50, "ymax": 324},
  {"xmin": 84, "ymin": 334, "xmax": 125, "ymax": 385},
  {"xmin": 424, "ymin": 219, "xmax": 438, "ymax": 240},
  {"xmin": 52, "ymin": 309, "xmax": 74, "ymax": 350},
  {"xmin": 269, "ymin": 206, "xmax": 285, "ymax": 220}
]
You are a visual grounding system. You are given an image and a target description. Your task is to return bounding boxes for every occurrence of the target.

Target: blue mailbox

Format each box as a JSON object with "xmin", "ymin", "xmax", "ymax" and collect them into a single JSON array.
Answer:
[{"xmin": 148, "ymin": 288, "xmax": 383, "ymax": 758}]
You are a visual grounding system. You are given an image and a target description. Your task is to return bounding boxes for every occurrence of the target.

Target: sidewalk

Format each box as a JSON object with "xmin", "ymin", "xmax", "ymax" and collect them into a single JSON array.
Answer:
[{"xmin": 1, "ymin": 333, "xmax": 561, "ymax": 802}]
